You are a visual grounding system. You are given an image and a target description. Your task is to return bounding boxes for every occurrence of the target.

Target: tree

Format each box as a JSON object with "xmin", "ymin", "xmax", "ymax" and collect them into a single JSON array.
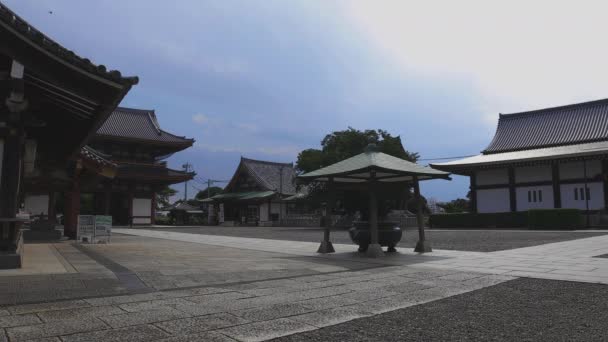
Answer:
[
  {"xmin": 195, "ymin": 186, "xmax": 223, "ymax": 200},
  {"xmin": 296, "ymin": 127, "xmax": 418, "ymax": 173},
  {"xmin": 438, "ymin": 198, "xmax": 470, "ymax": 213},
  {"xmin": 156, "ymin": 186, "xmax": 177, "ymax": 209},
  {"xmin": 296, "ymin": 128, "xmax": 424, "ymax": 218}
]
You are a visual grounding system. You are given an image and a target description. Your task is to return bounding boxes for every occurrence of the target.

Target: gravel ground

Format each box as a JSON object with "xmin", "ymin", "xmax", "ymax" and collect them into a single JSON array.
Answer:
[
  {"xmin": 149, "ymin": 226, "xmax": 608, "ymax": 252},
  {"xmin": 272, "ymin": 278, "xmax": 608, "ymax": 342}
]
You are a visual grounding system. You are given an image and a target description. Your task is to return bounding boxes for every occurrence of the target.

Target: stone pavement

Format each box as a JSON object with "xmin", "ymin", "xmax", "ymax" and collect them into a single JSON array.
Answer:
[
  {"xmin": 0, "ymin": 265, "xmax": 512, "ymax": 341},
  {"xmin": 0, "ymin": 229, "xmax": 606, "ymax": 341},
  {"xmin": 116, "ymin": 228, "xmax": 608, "ymax": 285}
]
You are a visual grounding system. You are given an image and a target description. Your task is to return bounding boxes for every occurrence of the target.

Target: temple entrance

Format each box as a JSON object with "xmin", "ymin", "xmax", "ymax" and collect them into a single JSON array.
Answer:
[{"xmin": 110, "ymin": 193, "xmax": 130, "ymax": 225}]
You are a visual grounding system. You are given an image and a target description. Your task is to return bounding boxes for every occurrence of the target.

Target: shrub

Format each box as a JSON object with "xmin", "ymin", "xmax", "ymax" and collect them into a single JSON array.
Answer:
[
  {"xmin": 429, "ymin": 212, "xmax": 528, "ymax": 228},
  {"xmin": 430, "ymin": 209, "xmax": 584, "ymax": 229},
  {"xmin": 527, "ymin": 209, "xmax": 582, "ymax": 230}
]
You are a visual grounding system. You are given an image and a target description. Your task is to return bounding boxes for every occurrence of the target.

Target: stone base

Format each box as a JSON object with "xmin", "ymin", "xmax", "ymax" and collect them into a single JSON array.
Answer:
[
  {"xmin": 23, "ymin": 229, "xmax": 63, "ymax": 241},
  {"xmin": 414, "ymin": 240, "xmax": 433, "ymax": 253},
  {"xmin": 0, "ymin": 233, "xmax": 23, "ymax": 269},
  {"xmin": 366, "ymin": 243, "xmax": 384, "ymax": 258},
  {"xmin": 317, "ymin": 240, "xmax": 335, "ymax": 254}
]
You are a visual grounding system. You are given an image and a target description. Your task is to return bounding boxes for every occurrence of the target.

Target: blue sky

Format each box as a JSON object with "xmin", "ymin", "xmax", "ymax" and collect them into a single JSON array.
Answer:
[{"xmin": 7, "ymin": 0, "xmax": 608, "ymax": 201}]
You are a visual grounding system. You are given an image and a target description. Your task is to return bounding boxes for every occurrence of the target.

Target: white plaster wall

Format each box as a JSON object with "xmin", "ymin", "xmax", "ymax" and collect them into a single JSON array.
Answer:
[
  {"xmin": 515, "ymin": 165, "xmax": 552, "ymax": 183},
  {"xmin": 560, "ymin": 182, "xmax": 604, "ymax": 210},
  {"xmin": 132, "ymin": 198, "xmax": 151, "ymax": 224},
  {"xmin": 270, "ymin": 202, "xmax": 287, "ymax": 219},
  {"xmin": 515, "ymin": 186, "xmax": 554, "ymax": 211},
  {"xmin": 24, "ymin": 194, "xmax": 49, "ymax": 216},
  {"xmin": 259, "ymin": 203, "xmax": 269, "ymax": 221},
  {"xmin": 476, "ymin": 169, "xmax": 508, "ymax": 186},
  {"xmin": 477, "ymin": 188, "xmax": 511, "ymax": 213},
  {"xmin": 559, "ymin": 160, "xmax": 602, "ymax": 180}
]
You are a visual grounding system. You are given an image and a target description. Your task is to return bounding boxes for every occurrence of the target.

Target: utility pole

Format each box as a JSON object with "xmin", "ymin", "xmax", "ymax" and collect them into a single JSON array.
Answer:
[
  {"xmin": 182, "ymin": 162, "xmax": 192, "ymax": 201},
  {"xmin": 208, "ymin": 179, "xmax": 212, "ymax": 198}
]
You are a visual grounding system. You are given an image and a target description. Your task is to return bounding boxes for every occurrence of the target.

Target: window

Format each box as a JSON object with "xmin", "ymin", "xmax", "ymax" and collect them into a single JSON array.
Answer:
[
  {"xmin": 574, "ymin": 187, "xmax": 590, "ymax": 201},
  {"xmin": 527, "ymin": 189, "xmax": 543, "ymax": 203}
]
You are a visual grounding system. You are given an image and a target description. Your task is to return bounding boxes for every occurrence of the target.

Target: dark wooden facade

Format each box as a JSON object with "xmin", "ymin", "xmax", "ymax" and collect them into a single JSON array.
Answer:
[{"xmin": 0, "ymin": 3, "xmax": 137, "ymax": 267}]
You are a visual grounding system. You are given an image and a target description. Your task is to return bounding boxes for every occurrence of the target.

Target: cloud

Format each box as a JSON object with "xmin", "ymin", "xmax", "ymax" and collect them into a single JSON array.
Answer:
[
  {"xmin": 346, "ymin": 0, "xmax": 608, "ymax": 120},
  {"xmin": 192, "ymin": 114, "xmax": 209, "ymax": 125},
  {"xmin": 194, "ymin": 142, "xmax": 301, "ymax": 158}
]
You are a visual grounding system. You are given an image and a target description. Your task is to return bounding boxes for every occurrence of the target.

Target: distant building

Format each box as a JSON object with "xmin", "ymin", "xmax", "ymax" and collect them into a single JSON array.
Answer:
[
  {"xmin": 433, "ymin": 99, "xmax": 608, "ymax": 214},
  {"xmin": 24, "ymin": 107, "xmax": 194, "ymax": 226},
  {"xmin": 209, "ymin": 157, "xmax": 296, "ymax": 226}
]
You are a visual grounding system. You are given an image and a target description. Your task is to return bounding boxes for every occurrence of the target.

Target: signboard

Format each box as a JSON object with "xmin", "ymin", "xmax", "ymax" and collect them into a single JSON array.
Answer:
[
  {"xmin": 95, "ymin": 216, "xmax": 112, "ymax": 241},
  {"xmin": 219, "ymin": 203, "xmax": 225, "ymax": 223},
  {"xmin": 77, "ymin": 215, "xmax": 112, "ymax": 243},
  {"xmin": 77, "ymin": 215, "xmax": 95, "ymax": 242}
]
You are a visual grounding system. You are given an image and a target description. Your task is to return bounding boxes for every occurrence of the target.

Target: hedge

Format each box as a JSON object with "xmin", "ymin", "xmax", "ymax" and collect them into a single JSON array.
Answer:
[
  {"xmin": 429, "ymin": 212, "xmax": 528, "ymax": 228},
  {"xmin": 429, "ymin": 209, "xmax": 583, "ymax": 229},
  {"xmin": 527, "ymin": 209, "xmax": 582, "ymax": 230}
]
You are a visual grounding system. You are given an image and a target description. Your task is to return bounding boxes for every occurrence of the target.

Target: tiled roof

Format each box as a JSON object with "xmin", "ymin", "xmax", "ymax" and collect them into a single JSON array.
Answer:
[
  {"xmin": 79, "ymin": 146, "xmax": 115, "ymax": 167},
  {"xmin": 0, "ymin": 3, "xmax": 138, "ymax": 86},
  {"xmin": 484, "ymin": 98, "xmax": 608, "ymax": 154},
  {"xmin": 432, "ymin": 140, "xmax": 608, "ymax": 172},
  {"xmin": 298, "ymin": 145, "xmax": 449, "ymax": 183},
  {"xmin": 240, "ymin": 158, "xmax": 297, "ymax": 195},
  {"xmin": 116, "ymin": 163, "xmax": 194, "ymax": 183},
  {"xmin": 96, "ymin": 107, "xmax": 194, "ymax": 145}
]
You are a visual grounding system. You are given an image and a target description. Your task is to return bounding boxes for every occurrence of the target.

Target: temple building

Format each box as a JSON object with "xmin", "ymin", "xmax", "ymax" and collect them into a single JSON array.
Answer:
[
  {"xmin": 24, "ymin": 107, "xmax": 194, "ymax": 226},
  {"xmin": 0, "ymin": 3, "xmax": 137, "ymax": 266},
  {"xmin": 209, "ymin": 157, "xmax": 296, "ymax": 226},
  {"xmin": 432, "ymin": 99, "xmax": 608, "ymax": 214}
]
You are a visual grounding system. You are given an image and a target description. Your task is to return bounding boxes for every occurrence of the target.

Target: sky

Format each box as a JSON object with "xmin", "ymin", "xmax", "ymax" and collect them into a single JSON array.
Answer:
[{"xmin": 6, "ymin": 0, "xmax": 608, "ymax": 201}]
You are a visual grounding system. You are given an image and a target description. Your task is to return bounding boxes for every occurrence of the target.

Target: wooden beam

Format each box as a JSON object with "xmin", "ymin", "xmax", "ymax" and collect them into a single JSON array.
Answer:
[
  {"xmin": 552, "ymin": 162, "xmax": 561, "ymax": 208},
  {"xmin": 469, "ymin": 172, "xmax": 477, "ymax": 213}
]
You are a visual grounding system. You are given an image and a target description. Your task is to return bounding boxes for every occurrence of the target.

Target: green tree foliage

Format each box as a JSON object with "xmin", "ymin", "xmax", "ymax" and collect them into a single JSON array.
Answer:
[
  {"xmin": 156, "ymin": 186, "xmax": 177, "ymax": 209},
  {"xmin": 195, "ymin": 186, "xmax": 223, "ymax": 200},
  {"xmin": 296, "ymin": 128, "xmax": 424, "ymax": 218},
  {"xmin": 438, "ymin": 198, "xmax": 470, "ymax": 213},
  {"xmin": 296, "ymin": 128, "xmax": 419, "ymax": 173}
]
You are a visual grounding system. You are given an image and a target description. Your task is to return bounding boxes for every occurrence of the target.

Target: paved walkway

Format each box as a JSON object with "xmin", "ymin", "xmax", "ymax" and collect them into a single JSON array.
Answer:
[
  {"xmin": 116, "ymin": 228, "xmax": 608, "ymax": 285},
  {"xmin": 0, "ymin": 229, "xmax": 605, "ymax": 341}
]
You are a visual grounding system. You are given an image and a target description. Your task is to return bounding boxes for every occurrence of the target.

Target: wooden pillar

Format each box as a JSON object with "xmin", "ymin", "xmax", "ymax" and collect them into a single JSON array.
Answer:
[
  {"xmin": 150, "ymin": 192, "xmax": 156, "ymax": 225},
  {"xmin": 0, "ymin": 129, "xmax": 23, "ymax": 218},
  {"xmin": 102, "ymin": 182, "xmax": 111, "ymax": 216},
  {"xmin": 366, "ymin": 171, "xmax": 384, "ymax": 257},
  {"xmin": 63, "ymin": 166, "xmax": 81, "ymax": 239},
  {"xmin": 413, "ymin": 176, "xmax": 432, "ymax": 253},
  {"xmin": 552, "ymin": 162, "xmax": 562, "ymax": 209},
  {"xmin": 127, "ymin": 183, "xmax": 134, "ymax": 226},
  {"xmin": 508, "ymin": 167, "xmax": 517, "ymax": 212},
  {"xmin": 317, "ymin": 177, "xmax": 335, "ymax": 253},
  {"xmin": 47, "ymin": 191, "xmax": 56, "ymax": 223},
  {"xmin": 469, "ymin": 172, "xmax": 477, "ymax": 213}
]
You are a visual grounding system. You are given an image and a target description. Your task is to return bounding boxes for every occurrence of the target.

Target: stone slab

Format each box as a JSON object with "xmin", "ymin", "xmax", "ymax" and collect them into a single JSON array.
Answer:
[
  {"xmin": 60, "ymin": 324, "xmax": 168, "ymax": 342},
  {"xmin": 99, "ymin": 308, "xmax": 190, "ymax": 328},
  {"xmin": 37, "ymin": 306, "xmax": 124, "ymax": 322},
  {"xmin": 6, "ymin": 317, "xmax": 108, "ymax": 341},
  {"xmin": 219, "ymin": 318, "xmax": 316, "ymax": 342},
  {"xmin": 231, "ymin": 303, "xmax": 313, "ymax": 322},
  {"xmin": 289, "ymin": 305, "xmax": 373, "ymax": 327},
  {"xmin": 155, "ymin": 313, "xmax": 249, "ymax": 335},
  {"xmin": 0, "ymin": 314, "xmax": 41, "ymax": 328}
]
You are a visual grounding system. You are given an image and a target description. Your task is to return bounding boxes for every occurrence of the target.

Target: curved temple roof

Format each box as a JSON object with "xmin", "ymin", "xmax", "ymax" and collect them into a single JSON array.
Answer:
[
  {"xmin": 0, "ymin": 3, "xmax": 138, "ymax": 86},
  {"xmin": 484, "ymin": 98, "xmax": 608, "ymax": 154},
  {"xmin": 96, "ymin": 107, "xmax": 195, "ymax": 146},
  {"xmin": 298, "ymin": 146, "xmax": 450, "ymax": 183}
]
